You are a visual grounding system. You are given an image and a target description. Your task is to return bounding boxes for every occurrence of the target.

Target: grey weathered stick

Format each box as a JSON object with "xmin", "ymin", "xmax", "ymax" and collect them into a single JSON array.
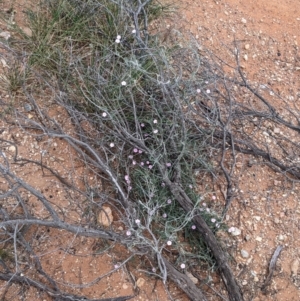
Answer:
[{"xmin": 261, "ymin": 245, "xmax": 283, "ymax": 291}]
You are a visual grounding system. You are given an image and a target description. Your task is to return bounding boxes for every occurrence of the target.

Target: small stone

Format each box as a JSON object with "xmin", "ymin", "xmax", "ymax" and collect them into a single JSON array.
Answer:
[
  {"xmin": 242, "ymin": 280, "xmax": 247, "ymax": 286},
  {"xmin": 254, "ymin": 216, "xmax": 261, "ymax": 221},
  {"xmin": 291, "ymin": 259, "xmax": 299, "ymax": 276},
  {"xmin": 278, "ymin": 234, "xmax": 285, "ymax": 241},
  {"xmin": 274, "ymin": 218, "xmax": 280, "ymax": 224},
  {"xmin": 273, "ymin": 128, "xmax": 280, "ymax": 134},
  {"xmin": 136, "ymin": 277, "xmax": 145, "ymax": 288},
  {"xmin": 0, "ymin": 31, "xmax": 11, "ymax": 40},
  {"xmin": 8, "ymin": 145, "xmax": 16, "ymax": 152},
  {"xmin": 245, "ymin": 44, "xmax": 250, "ymax": 50},
  {"xmin": 97, "ymin": 206, "xmax": 113, "ymax": 226},
  {"xmin": 241, "ymin": 250, "xmax": 249, "ymax": 258},
  {"xmin": 22, "ymin": 27, "xmax": 32, "ymax": 37},
  {"xmin": 186, "ymin": 272, "xmax": 198, "ymax": 284},
  {"xmin": 122, "ymin": 284, "xmax": 128, "ymax": 289},
  {"xmin": 256, "ymin": 236, "xmax": 262, "ymax": 242},
  {"xmin": 243, "ymin": 54, "xmax": 248, "ymax": 61},
  {"xmin": 241, "ymin": 18, "xmax": 247, "ymax": 24},
  {"xmin": 245, "ymin": 234, "xmax": 251, "ymax": 241},
  {"xmin": 254, "ymin": 276, "xmax": 259, "ymax": 282},
  {"xmin": 231, "ymin": 228, "xmax": 241, "ymax": 236}
]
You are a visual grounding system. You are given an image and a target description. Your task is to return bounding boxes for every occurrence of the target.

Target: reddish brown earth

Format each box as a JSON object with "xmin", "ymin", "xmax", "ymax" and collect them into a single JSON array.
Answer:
[{"xmin": 0, "ymin": 0, "xmax": 300, "ymax": 300}]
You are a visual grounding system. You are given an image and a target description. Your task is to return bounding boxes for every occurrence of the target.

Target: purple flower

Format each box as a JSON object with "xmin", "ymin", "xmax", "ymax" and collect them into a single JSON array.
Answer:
[
  {"xmin": 167, "ymin": 199, "xmax": 172, "ymax": 204},
  {"xmin": 191, "ymin": 225, "xmax": 196, "ymax": 230}
]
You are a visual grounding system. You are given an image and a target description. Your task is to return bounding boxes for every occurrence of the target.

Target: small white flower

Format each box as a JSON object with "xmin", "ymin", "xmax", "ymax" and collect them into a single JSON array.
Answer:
[
  {"xmin": 135, "ymin": 219, "xmax": 141, "ymax": 224},
  {"xmin": 114, "ymin": 264, "xmax": 119, "ymax": 269},
  {"xmin": 153, "ymin": 119, "xmax": 158, "ymax": 124},
  {"xmin": 109, "ymin": 142, "xmax": 114, "ymax": 148},
  {"xmin": 115, "ymin": 39, "xmax": 120, "ymax": 43},
  {"xmin": 167, "ymin": 241, "xmax": 172, "ymax": 246},
  {"xmin": 116, "ymin": 35, "xmax": 121, "ymax": 40},
  {"xmin": 132, "ymin": 29, "xmax": 136, "ymax": 34},
  {"xmin": 162, "ymin": 213, "xmax": 167, "ymax": 218},
  {"xmin": 152, "ymin": 267, "xmax": 156, "ymax": 272},
  {"xmin": 180, "ymin": 263, "xmax": 186, "ymax": 269},
  {"xmin": 191, "ymin": 225, "xmax": 196, "ymax": 230},
  {"xmin": 126, "ymin": 230, "xmax": 132, "ymax": 236},
  {"xmin": 206, "ymin": 89, "xmax": 211, "ymax": 94},
  {"xmin": 102, "ymin": 112, "xmax": 107, "ymax": 117},
  {"xmin": 211, "ymin": 218, "xmax": 216, "ymax": 223},
  {"xmin": 121, "ymin": 81, "xmax": 127, "ymax": 86},
  {"xmin": 153, "ymin": 129, "xmax": 158, "ymax": 134},
  {"xmin": 197, "ymin": 88, "xmax": 201, "ymax": 93},
  {"xmin": 132, "ymin": 160, "xmax": 136, "ymax": 165},
  {"xmin": 167, "ymin": 199, "xmax": 172, "ymax": 204}
]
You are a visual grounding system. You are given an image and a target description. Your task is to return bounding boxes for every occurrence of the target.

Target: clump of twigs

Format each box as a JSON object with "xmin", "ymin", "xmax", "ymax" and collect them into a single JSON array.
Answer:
[{"xmin": 1, "ymin": 0, "xmax": 300, "ymax": 301}]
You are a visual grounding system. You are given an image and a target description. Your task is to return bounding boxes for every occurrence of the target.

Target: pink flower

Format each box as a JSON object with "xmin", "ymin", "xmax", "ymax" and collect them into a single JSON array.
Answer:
[
  {"xmin": 180, "ymin": 263, "xmax": 186, "ymax": 269},
  {"xmin": 167, "ymin": 241, "xmax": 172, "ymax": 246},
  {"xmin": 191, "ymin": 225, "xmax": 196, "ymax": 230},
  {"xmin": 133, "ymin": 148, "xmax": 138, "ymax": 153},
  {"xmin": 125, "ymin": 175, "xmax": 130, "ymax": 181},
  {"xmin": 166, "ymin": 163, "xmax": 171, "ymax": 167},
  {"xmin": 138, "ymin": 149, "xmax": 143, "ymax": 154},
  {"xmin": 212, "ymin": 195, "xmax": 216, "ymax": 200},
  {"xmin": 167, "ymin": 199, "xmax": 172, "ymax": 204},
  {"xmin": 211, "ymin": 218, "xmax": 216, "ymax": 223},
  {"xmin": 140, "ymin": 123, "xmax": 145, "ymax": 127},
  {"xmin": 162, "ymin": 213, "xmax": 167, "ymax": 218},
  {"xmin": 126, "ymin": 230, "xmax": 131, "ymax": 236},
  {"xmin": 128, "ymin": 155, "xmax": 133, "ymax": 159},
  {"xmin": 135, "ymin": 219, "xmax": 141, "ymax": 224},
  {"xmin": 140, "ymin": 162, "xmax": 144, "ymax": 166},
  {"xmin": 148, "ymin": 165, "xmax": 153, "ymax": 169},
  {"xmin": 132, "ymin": 160, "xmax": 136, "ymax": 165}
]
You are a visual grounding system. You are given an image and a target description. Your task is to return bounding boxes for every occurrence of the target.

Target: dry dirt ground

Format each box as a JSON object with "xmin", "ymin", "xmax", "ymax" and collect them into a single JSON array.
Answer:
[{"xmin": 0, "ymin": 0, "xmax": 300, "ymax": 301}]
